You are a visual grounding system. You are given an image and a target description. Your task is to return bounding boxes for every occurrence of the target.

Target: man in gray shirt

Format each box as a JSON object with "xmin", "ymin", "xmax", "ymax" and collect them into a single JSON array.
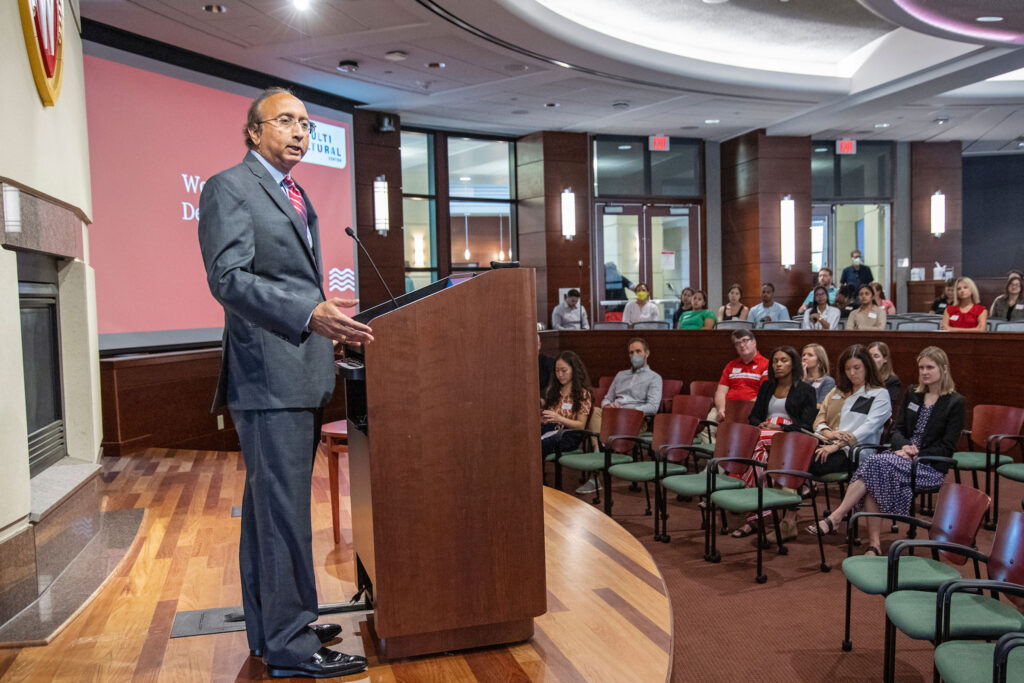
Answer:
[
  {"xmin": 603, "ymin": 337, "xmax": 662, "ymax": 415},
  {"xmin": 747, "ymin": 283, "xmax": 790, "ymax": 328},
  {"xmin": 551, "ymin": 289, "xmax": 590, "ymax": 330}
]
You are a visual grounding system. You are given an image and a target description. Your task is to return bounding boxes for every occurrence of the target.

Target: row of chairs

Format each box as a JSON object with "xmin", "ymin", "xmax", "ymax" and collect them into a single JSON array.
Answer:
[{"xmin": 593, "ymin": 315, "xmax": 1024, "ymax": 332}]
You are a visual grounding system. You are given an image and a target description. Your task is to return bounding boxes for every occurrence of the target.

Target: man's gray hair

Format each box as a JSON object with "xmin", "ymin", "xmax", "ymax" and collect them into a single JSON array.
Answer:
[{"xmin": 244, "ymin": 87, "xmax": 294, "ymax": 150}]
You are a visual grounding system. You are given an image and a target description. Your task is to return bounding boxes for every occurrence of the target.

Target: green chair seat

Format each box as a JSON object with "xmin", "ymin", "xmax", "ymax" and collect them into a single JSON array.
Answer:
[
  {"xmin": 819, "ymin": 471, "xmax": 850, "ymax": 483},
  {"xmin": 558, "ymin": 451, "xmax": 632, "ymax": 471},
  {"xmin": 886, "ymin": 590, "xmax": 1024, "ymax": 641},
  {"xmin": 709, "ymin": 488, "xmax": 801, "ymax": 513},
  {"xmin": 934, "ymin": 639, "xmax": 1024, "ymax": 683},
  {"xmin": 841, "ymin": 556, "xmax": 962, "ymax": 595},
  {"xmin": 661, "ymin": 472, "xmax": 744, "ymax": 497},
  {"xmin": 954, "ymin": 451, "xmax": 1013, "ymax": 470},
  {"xmin": 608, "ymin": 461, "xmax": 686, "ymax": 482},
  {"xmin": 998, "ymin": 463, "xmax": 1024, "ymax": 482}
]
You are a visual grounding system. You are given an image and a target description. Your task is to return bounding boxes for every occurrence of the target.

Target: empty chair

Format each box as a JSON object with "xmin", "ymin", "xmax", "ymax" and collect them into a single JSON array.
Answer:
[
  {"xmin": 993, "ymin": 321, "xmax": 1024, "ymax": 332},
  {"xmin": 934, "ymin": 631, "xmax": 1024, "ymax": 683},
  {"xmin": 672, "ymin": 394, "xmax": 714, "ymax": 421},
  {"xmin": 761, "ymin": 320, "xmax": 801, "ymax": 330},
  {"xmin": 593, "ymin": 321, "xmax": 629, "ymax": 330},
  {"xmin": 895, "ymin": 319, "xmax": 940, "ymax": 331},
  {"xmin": 953, "ymin": 404, "xmax": 1024, "ymax": 528},
  {"xmin": 689, "ymin": 381, "xmax": 718, "ymax": 400},
  {"xmin": 598, "ymin": 376, "xmax": 615, "ymax": 390},
  {"xmin": 659, "ymin": 379, "xmax": 684, "ymax": 413},
  {"xmin": 717, "ymin": 319, "xmax": 753, "ymax": 330},
  {"xmin": 632, "ymin": 321, "xmax": 670, "ymax": 329}
]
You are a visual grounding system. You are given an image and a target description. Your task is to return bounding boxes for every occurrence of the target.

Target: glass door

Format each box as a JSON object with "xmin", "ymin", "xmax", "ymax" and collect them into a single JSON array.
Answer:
[
  {"xmin": 595, "ymin": 203, "xmax": 643, "ymax": 322},
  {"xmin": 649, "ymin": 204, "xmax": 700, "ymax": 326},
  {"xmin": 832, "ymin": 203, "xmax": 891, "ymax": 300}
]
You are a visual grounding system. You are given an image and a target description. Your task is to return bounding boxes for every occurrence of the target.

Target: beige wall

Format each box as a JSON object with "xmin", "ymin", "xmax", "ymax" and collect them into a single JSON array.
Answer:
[
  {"xmin": 0, "ymin": 2, "xmax": 97, "ymax": 539},
  {"xmin": 0, "ymin": 0, "xmax": 92, "ymax": 221}
]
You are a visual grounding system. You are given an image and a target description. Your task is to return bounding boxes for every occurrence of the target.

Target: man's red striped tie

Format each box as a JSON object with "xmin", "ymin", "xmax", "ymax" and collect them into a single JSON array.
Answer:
[{"xmin": 282, "ymin": 176, "xmax": 307, "ymax": 225}]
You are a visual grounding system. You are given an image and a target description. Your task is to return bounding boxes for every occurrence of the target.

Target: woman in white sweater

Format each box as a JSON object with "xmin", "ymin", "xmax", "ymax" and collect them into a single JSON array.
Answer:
[{"xmin": 622, "ymin": 283, "xmax": 660, "ymax": 325}]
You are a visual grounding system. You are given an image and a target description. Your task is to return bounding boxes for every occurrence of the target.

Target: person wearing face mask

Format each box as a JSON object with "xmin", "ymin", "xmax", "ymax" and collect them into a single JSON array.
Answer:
[
  {"xmin": 622, "ymin": 283, "xmax": 661, "ymax": 325},
  {"xmin": 808, "ymin": 347, "xmax": 962, "ymax": 558},
  {"xmin": 840, "ymin": 250, "xmax": 874, "ymax": 291}
]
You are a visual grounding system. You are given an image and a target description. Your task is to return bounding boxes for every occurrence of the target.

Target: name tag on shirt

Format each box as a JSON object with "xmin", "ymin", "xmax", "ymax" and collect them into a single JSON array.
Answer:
[
  {"xmin": 951, "ymin": 315, "xmax": 959, "ymax": 321},
  {"xmin": 908, "ymin": 402, "xmax": 919, "ymax": 412},
  {"xmin": 561, "ymin": 402, "xmax": 573, "ymax": 411},
  {"xmin": 868, "ymin": 312, "xmax": 877, "ymax": 319},
  {"xmin": 831, "ymin": 393, "xmax": 842, "ymax": 400}
]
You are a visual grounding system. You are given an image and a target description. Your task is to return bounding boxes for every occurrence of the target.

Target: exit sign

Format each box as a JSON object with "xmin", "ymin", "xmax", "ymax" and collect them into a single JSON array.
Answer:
[
  {"xmin": 836, "ymin": 139, "xmax": 857, "ymax": 154},
  {"xmin": 648, "ymin": 136, "xmax": 670, "ymax": 151}
]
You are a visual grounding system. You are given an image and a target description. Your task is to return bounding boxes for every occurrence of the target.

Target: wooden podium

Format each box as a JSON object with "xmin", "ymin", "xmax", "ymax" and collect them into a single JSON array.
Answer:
[{"xmin": 342, "ymin": 268, "xmax": 546, "ymax": 658}]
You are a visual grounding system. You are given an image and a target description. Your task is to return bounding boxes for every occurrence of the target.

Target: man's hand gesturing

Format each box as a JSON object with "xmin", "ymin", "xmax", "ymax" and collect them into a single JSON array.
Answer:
[{"xmin": 309, "ymin": 298, "xmax": 374, "ymax": 345}]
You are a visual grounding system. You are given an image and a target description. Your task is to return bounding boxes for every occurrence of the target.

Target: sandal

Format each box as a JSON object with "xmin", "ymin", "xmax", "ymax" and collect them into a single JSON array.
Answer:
[
  {"xmin": 731, "ymin": 523, "xmax": 758, "ymax": 538},
  {"xmin": 864, "ymin": 545, "xmax": 882, "ymax": 557},
  {"xmin": 806, "ymin": 517, "xmax": 835, "ymax": 536}
]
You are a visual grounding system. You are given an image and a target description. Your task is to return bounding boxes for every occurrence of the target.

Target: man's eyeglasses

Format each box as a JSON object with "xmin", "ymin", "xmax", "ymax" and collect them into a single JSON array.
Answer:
[{"xmin": 259, "ymin": 115, "xmax": 316, "ymax": 135}]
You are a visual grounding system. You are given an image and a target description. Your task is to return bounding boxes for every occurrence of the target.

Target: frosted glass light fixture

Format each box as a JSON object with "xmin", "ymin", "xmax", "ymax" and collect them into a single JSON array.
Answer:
[
  {"xmin": 780, "ymin": 194, "xmax": 795, "ymax": 269},
  {"xmin": 561, "ymin": 189, "xmax": 575, "ymax": 239},
  {"xmin": 931, "ymin": 191, "xmax": 945, "ymax": 236},
  {"xmin": 373, "ymin": 175, "xmax": 389, "ymax": 236}
]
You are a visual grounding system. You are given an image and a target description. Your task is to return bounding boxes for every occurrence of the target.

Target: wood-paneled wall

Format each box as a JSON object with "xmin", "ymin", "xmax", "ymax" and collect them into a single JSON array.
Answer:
[
  {"xmin": 911, "ymin": 142, "xmax": 962, "ymax": 280},
  {"xmin": 353, "ymin": 110, "xmax": 405, "ymax": 307},
  {"xmin": 516, "ymin": 132, "xmax": 590, "ymax": 324},
  {"xmin": 721, "ymin": 131, "xmax": 813, "ymax": 313}
]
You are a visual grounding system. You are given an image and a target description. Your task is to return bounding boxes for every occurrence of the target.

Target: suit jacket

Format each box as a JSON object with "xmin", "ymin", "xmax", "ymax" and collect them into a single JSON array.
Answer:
[
  {"xmin": 198, "ymin": 153, "xmax": 335, "ymax": 411},
  {"xmin": 748, "ymin": 380, "xmax": 818, "ymax": 433},
  {"xmin": 889, "ymin": 390, "xmax": 965, "ymax": 473}
]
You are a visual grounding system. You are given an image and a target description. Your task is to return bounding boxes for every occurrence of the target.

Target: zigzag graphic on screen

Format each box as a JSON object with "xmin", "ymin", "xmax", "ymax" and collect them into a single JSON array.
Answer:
[{"xmin": 328, "ymin": 267, "xmax": 356, "ymax": 292}]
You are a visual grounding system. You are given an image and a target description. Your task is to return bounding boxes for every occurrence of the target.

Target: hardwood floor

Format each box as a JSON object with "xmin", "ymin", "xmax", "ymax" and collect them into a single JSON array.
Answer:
[{"xmin": 0, "ymin": 449, "xmax": 671, "ymax": 682}]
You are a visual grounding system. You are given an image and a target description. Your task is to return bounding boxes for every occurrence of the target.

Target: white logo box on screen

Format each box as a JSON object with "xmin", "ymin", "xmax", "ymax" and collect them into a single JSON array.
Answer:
[{"xmin": 304, "ymin": 120, "xmax": 347, "ymax": 170}]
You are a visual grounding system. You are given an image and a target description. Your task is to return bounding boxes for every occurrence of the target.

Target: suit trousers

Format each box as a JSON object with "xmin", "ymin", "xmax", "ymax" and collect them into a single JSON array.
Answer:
[{"xmin": 231, "ymin": 406, "xmax": 324, "ymax": 665}]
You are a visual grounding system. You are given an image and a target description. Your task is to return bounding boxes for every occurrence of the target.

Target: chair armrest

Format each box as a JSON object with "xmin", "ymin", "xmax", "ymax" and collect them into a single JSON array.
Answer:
[
  {"xmin": 993, "ymin": 632, "xmax": 1024, "ymax": 676},
  {"xmin": 936, "ymin": 579, "xmax": 1024, "ymax": 643},
  {"xmin": 708, "ymin": 456, "xmax": 765, "ymax": 470},
  {"xmin": 654, "ymin": 442, "xmax": 697, "ymax": 460},
  {"xmin": 553, "ymin": 428, "xmax": 600, "ymax": 457},
  {"xmin": 885, "ymin": 539, "xmax": 986, "ymax": 593},
  {"xmin": 849, "ymin": 442, "xmax": 888, "ymax": 463},
  {"xmin": 763, "ymin": 468, "xmax": 825, "ymax": 483},
  {"xmin": 988, "ymin": 433, "xmax": 1024, "ymax": 455}
]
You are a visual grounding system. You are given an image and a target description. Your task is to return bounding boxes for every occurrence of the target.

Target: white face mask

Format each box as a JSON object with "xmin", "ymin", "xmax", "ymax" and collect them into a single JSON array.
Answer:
[
  {"xmin": 630, "ymin": 353, "xmax": 645, "ymax": 369},
  {"xmin": 852, "ymin": 257, "xmax": 862, "ymax": 266}
]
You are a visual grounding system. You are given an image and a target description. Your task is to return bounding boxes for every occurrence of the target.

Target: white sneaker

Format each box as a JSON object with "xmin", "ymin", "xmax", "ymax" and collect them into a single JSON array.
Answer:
[{"xmin": 575, "ymin": 477, "xmax": 601, "ymax": 494}]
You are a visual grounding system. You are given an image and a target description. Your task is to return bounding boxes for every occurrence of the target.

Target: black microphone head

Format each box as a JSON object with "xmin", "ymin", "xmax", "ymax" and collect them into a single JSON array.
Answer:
[{"xmin": 344, "ymin": 226, "xmax": 355, "ymax": 238}]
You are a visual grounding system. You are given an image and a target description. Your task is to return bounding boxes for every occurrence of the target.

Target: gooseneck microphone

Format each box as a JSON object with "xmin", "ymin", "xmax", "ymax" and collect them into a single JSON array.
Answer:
[{"xmin": 344, "ymin": 227, "xmax": 399, "ymax": 311}]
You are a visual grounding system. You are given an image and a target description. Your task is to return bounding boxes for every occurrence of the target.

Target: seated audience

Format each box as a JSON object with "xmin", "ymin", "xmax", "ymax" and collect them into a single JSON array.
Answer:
[
  {"xmin": 677, "ymin": 289, "xmax": 716, "ymax": 329},
  {"xmin": 801, "ymin": 285, "xmax": 840, "ymax": 330},
  {"xmin": 714, "ymin": 329, "xmax": 768, "ymax": 420},
  {"xmin": 670, "ymin": 286, "xmax": 694, "ymax": 329},
  {"xmin": 730, "ymin": 346, "xmax": 817, "ymax": 539},
  {"xmin": 797, "ymin": 267, "xmax": 837, "ymax": 314},
  {"xmin": 929, "ymin": 278, "xmax": 955, "ymax": 314},
  {"xmin": 748, "ymin": 282, "xmax": 790, "ymax": 328},
  {"xmin": 550, "ymin": 288, "xmax": 590, "ymax": 330},
  {"xmin": 989, "ymin": 273, "xmax": 1024, "ymax": 322},
  {"xmin": 869, "ymin": 341, "xmax": 901, "ymax": 408},
  {"xmin": 622, "ymin": 283, "xmax": 660, "ymax": 325},
  {"xmin": 809, "ymin": 344, "xmax": 892, "ymax": 476},
  {"xmin": 717, "ymin": 283, "xmax": 749, "ymax": 322},
  {"xmin": 871, "ymin": 282, "xmax": 896, "ymax": 315},
  {"xmin": 847, "ymin": 284, "xmax": 886, "ymax": 330},
  {"xmin": 835, "ymin": 284, "xmax": 857, "ymax": 320},
  {"xmin": 541, "ymin": 351, "xmax": 593, "ymax": 457},
  {"xmin": 941, "ymin": 276, "xmax": 987, "ymax": 332},
  {"xmin": 807, "ymin": 347, "xmax": 964, "ymax": 557},
  {"xmin": 802, "ymin": 343, "xmax": 835, "ymax": 406}
]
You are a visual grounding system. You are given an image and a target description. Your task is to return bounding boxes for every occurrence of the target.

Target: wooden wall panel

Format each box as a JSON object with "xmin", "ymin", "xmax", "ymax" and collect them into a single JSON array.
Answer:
[
  {"xmin": 353, "ymin": 110, "xmax": 405, "ymax": 307},
  {"xmin": 910, "ymin": 142, "xmax": 962, "ymax": 278}
]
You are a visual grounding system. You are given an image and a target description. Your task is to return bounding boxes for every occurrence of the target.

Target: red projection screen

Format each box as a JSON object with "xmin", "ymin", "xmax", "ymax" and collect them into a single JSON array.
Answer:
[{"xmin": 83, "ymin": 51, "xmax": 355, "ymax": 353}]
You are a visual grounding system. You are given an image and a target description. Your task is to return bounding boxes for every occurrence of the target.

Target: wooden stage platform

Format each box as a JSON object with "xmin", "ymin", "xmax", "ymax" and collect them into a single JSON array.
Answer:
[{"xmin": 0, "ymin": 449, "xmax": 672, "ymax": 682}]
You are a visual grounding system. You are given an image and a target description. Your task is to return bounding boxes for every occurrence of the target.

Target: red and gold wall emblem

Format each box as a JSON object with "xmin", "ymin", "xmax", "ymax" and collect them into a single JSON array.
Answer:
[{"xmin": 19, "ymin": 0, "xmax": 65, "ymax": 106}]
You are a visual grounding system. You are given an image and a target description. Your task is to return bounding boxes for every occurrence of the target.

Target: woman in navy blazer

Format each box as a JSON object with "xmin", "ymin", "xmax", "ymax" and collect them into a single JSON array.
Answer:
[{"xmin": 808, "ymin": 346, "xmax": 965, "ymax": 556}]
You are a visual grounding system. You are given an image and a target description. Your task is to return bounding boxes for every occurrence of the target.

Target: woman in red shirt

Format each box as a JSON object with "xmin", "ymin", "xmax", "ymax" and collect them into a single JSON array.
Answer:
[{"xmin": 941, "ymin": 276, "xmax": 987, "ymax": 332}]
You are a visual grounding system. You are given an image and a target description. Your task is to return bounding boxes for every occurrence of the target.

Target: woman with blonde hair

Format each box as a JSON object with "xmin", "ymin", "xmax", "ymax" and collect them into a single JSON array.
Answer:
[
  {"xmin": 808, "ymin": 347, "xmax": 964, "ymax": 556},
  {"xmin": 942, "ymin": 276, "xmax": 987, "ymax": 332},
  {"xmin": 801, "ymin": 343, "xmax": 835, "ymax": 406},
  {"xmin": 868, "ymin": 341, "xmax": 901, "ymax": 407}
]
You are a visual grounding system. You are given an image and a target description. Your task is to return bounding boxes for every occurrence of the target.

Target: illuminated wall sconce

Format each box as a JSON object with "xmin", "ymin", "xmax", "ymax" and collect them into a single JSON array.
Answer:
[
  {"xmin": 931, "ymin": 191, "xmax": 945, "ymax": 236},
  {"xmin": 413, "ymin": 233, "xmax": 425, "ymax": 267},
  {"xmin": 561, "ymin": 189, "xmax": 576, "ymax": 239},
  {"xmin": 373, "ymin": 175, "xmax": 389, "ymax": 236},
  {"xmin": 780, "ymin": 194, "xmax": 795, "ymax": 269}
]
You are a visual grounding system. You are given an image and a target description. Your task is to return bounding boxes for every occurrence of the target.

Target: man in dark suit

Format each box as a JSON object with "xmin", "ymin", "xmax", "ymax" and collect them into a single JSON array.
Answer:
[{"xmin": 198, "ymin": 88, "xmax": 373, "ymax": 679}]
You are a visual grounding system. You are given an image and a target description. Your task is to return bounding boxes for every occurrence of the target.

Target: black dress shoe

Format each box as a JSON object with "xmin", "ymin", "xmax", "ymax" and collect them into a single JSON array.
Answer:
[
  {"xmin": 266, "ymin": 647, "xmax": 368, "ymax": 679},
  {"xmin": 250, "ymin": 623, "xmax": 343, "ymax": 658}
]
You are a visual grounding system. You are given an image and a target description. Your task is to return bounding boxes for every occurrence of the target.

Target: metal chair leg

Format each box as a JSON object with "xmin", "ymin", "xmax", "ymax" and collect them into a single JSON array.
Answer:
[
  {"xmin": 643, "ymin": 481, "xmax": 651, "ymax": 516},
  {"xmin": 842, "ymin": 579, "xmax": 853, "ymax": 651}
]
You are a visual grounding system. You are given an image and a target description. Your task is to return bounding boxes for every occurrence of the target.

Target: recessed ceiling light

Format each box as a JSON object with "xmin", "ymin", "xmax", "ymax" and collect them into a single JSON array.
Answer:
[
  {"xmin": 553, "ymin": 60, "xmax": 571, "ymax": 69},
  {"xmin": 814, "ymin": 147, "xmax": 829, "ymax": 153},
  {"xmin": 976, "ymin": 16, "xmax": 1003, "ymax": 22},
  {"xmin": 702, "ymin": 0, "xmax": 729, "ymax": 4},
  {"xmin": 384, "ymin": 51, "xmax": 408, "ymax": 62},
  {"xmin": 704, "ymin": 119, "xmax": 720, "ymax": 124},
  {"xmin": 544, "ymin": 102, "xmax": 559, "ymax": 108},
  {"xmin": 459, "ymin": 176, "xmax": 471, "ymax": 181},
  {"xmin": 426, "ymin": 62, "xmax": 445, "ymax": 69},
  {"xmin": 293, "ymin": 0, "xmax": 309, "ymax": 10},
  {"xmin": 874, "ymin": 122, "xmax": 891, "ymax": 128},
  {"xmin": 202, "ymin": 4, "xmax": 226, "ymax": 12},
  {"xmin": 1017, "ymin": 141, "xmax": 1024, "ymax": 148},
  {"xmin": 612, "ymin": 101, "xmax": 630, "ymax": 110},
  {"xmin": 336, "ymin": 60, "xmax": 358, "ymax": 73},
  {"xmin": 618, "ymin": 145, "xmax": 633, "ymax": 150},
  {"xmin": 933, "ymin": 117, "xmax": 950, "ymax": 125}
]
